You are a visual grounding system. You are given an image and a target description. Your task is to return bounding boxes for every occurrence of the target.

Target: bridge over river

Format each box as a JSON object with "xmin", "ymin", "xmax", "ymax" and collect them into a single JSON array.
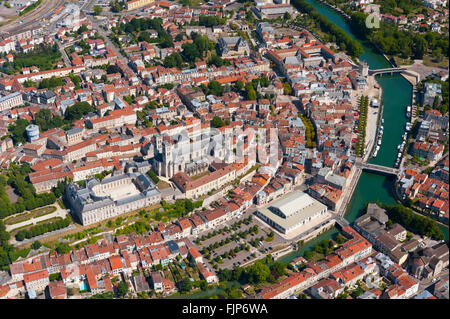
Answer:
[
  {"xmin": 356, "ymin": 162, "xmax": 400, "ymax": 176},
  {"xmin": 368, "ymin": 67, "xmax": 408, "ymax": 76}
]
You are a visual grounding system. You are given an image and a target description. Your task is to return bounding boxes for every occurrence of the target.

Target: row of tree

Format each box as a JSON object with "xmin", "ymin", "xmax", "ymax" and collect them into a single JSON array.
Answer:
[
  {"xmin": 218, "ymin": 256, "xmax": 289, "ymax": 285},
  {"xmin": 381, "ymin": 203, "xmax": 444, "ymax": 240},
  {"xmin": 349, "ymin": 12, "xmax": 448, "ymax": 60},
  {"xmin": 291, "ymin": 0, "xmax": 363, "ymax": 57},
  {"xmin": 117, "ymin": 17, "xmax": 173, "ymax": 48},
  {"xmin": 15, "ymin": 217, "xmax": 72, "ymax": 241},
  {"xmin": 299, "ymin": 114, "xmax": 316, "ymax": 148},
  {"xmin": 355, "ymin": 96, "xmax": 368, "ymax": 157},
  {"xmin": 0, "ymin": 164, "xmax": 57, "ymax": 219}
]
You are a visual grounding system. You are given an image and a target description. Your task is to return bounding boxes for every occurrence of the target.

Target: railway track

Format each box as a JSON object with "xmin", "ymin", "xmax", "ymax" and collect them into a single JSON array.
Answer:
[{"xmin": 0, "ymin": 0, "xmax": 65, "ymax": 35}]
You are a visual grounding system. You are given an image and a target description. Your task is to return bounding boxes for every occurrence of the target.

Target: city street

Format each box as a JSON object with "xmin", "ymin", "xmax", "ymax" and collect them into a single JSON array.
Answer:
[{"xmin": 413, "ymin": 269, "xmax": 449, "ymax": 298}]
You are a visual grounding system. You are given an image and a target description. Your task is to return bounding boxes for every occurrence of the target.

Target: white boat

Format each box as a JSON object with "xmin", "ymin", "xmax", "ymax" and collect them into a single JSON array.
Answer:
[
  {"xmin": 376, "ymin": 145, "xmax": 380, "ymax": 151},
  {"xmin": 378, "ymin": 139, "xmax": 382, "ymax": 146}
]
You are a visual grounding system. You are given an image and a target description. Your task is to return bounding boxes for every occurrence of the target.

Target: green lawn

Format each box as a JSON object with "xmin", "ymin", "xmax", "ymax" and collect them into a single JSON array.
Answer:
[
  {"xmin": 423, "ymin": 55, "xmax": 449, "ymax": 68},
  {"xmin": 5, "ymin": 206, "xmax": 57, "ymax": 225}
]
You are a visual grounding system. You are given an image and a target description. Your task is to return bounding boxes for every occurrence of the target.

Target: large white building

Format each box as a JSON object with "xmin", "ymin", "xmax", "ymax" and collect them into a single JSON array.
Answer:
[
  {"xmin": 0, "ymin": 92, "xmax": 23, "ymax": 112},
  {"xmin": 66, "ymin": 172, "xmax": 161, "ymax": 225},
  {"xmin": 256, "ymin": 190, "xmax": 328, "ymax": 235}
]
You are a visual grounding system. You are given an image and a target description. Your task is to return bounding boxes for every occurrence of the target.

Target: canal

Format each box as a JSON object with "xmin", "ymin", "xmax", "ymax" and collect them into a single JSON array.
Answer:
[{"xmin": 276, "ymin": 0, "xmax": 449, "ymax": 265}]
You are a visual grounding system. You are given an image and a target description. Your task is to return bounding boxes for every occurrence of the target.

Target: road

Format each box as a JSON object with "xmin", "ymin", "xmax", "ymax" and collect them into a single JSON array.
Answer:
[
  {"xmin": 6, "ymin": 205, "xmax": 69, "ymax": 232},
  {"xmin": 412, "ymin": 269, "xmax": 449, "ymax": 298},
  {"xmin": 56, "ymin": 39, "xmax": 72, "ymax": 67},
  {"xmin": 88, "ymin": 15, "xmax": 137, "ymax": 78},
  {"xmin": 10, "ymin": 224, "xmax": 77, "ymax": 246},
  {"xmin": 336, "ymin": 164, "xmax": 362, "ymax": 218}
]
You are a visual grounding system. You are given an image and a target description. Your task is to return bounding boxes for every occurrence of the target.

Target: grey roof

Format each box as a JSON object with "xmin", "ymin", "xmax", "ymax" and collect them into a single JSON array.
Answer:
[
  {"xmin": 167, "ymin": 240, "xmax": 179, "ymax": 254},
  {"xmin": 325, "ymin": 173, "xmax": 346, "ymax": 187},
  {"xmin": 66, "ymin": 172, "xmax": 161, "ymax": 214},
  {"xmin": 366, "ymin": 203, "xmax": 388, "ymax": 224},
  {"xmin": 258, "ymin": 191, "xmax": 327, "ymax": 232},
  {"xmin": 66, "ymin": 127, "xmax": 83, "ymax": 136}
]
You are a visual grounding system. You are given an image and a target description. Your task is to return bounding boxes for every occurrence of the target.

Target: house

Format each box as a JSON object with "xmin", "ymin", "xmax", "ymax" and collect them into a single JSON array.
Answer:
[
  {"xmin": 188, "ymin": 247, "xmax": 203, "ymax": 263},
  {"xmin": 217, "ymin": 37, "xmax": 250, "ymax": 58},
  {"xmin": 309, "ymin": 278, "xmax": 343, "ymax": 299},
  {"xmin": 150, "ymin": 272, "xmax": 164, "ymax": 293},
  {"xmin": 48, "ymin": 281, "xmax": 67, "ymax": 299},
  {"xmin": 133, "ymin": 273, "xmax": 150, "ymax": 293},
  {"xmin": 23, "ymin": 270, "xmax": 49, "ymax": 292}
]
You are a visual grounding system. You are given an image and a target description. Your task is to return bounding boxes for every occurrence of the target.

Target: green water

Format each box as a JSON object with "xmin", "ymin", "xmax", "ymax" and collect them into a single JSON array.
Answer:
[
  {"xmin": 278, "ymin": 227, "xmax": 340, "ymax": 264},
  {"xmin": 345, "ymin": 172, "xmax": 397, "ymax": 222}
]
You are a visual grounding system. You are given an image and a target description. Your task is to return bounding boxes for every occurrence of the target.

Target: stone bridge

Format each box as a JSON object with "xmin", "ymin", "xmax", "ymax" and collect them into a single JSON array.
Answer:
[
  {"xmin": 368, "ymin": 67, "xmax": 408, "ymax": 76},
  {"xmin": 356, "ymin": 162, "xmax": 400, "ymax": 176}
]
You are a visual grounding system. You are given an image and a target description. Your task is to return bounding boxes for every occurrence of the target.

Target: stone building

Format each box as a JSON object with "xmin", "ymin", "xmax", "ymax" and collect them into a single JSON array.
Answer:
[{"xmin": 66, "ymin": 172, "xmax": 161, "ymax": 225}]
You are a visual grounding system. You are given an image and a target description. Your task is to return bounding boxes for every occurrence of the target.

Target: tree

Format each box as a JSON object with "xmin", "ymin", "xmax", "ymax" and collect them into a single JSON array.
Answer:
[
  {"xmin": 55, "ymin": 242, "xmax": 72, "ymax": 255},
  {"xmin": 208, "ymin": 54, "xmax": 224, "ymax": 67},
  {"xmin": 211, "ymin": 116, "xmax": 225, "ymax": 128},
  {"xmin": 179, "ymin": 278, "xmax": 192, "ymax": 292},
  {"xmin": 64, "ymin": 102, "xmax": 93, "ymax": 123},
  {"xmin": 283, "ymin": 82, "xmax": 292, "ymax": 95},
  {"xmin": 8, "ymin": 118, "xmax": 29, "ymax": 145},
  {"xmin": 116, "ymin": 280, "xmax": 129, "ymax": 297},
  {"xmin": 146, "ymin": 170, "xmax": 160, "ymax": 184},
  {"xmin": 181, "ymin": 42, "xmax": 200, "ymax": 62},
  {"xmin": 200, "ymin": 280, "xmax": 208, "ymax": 291},
  {"xmin": 246, "ymin": 261, "xmax": 270, "ymax": 284},
  {"xmin": 93, "ymin": 5, "xmax": 102, "ymax": 16},
  {"xmin": 208, "ymin": 81, "xmax": 224, "ymax": 96},
  {"xmin": 106, "ymin": 64, "xmax": 121, "ymax": 74},
  {"xmin": 270, "ymin": 261, "xmax": 287, "ymax": 277},
  {"xmin": 31, "ymin": 241, "xmax": 42, "ymax": 250},
  {"xmin": 235, "ymin": 80, "xmax": 244, "ymax": 91},
  {"xmin": 245, "ymin": 83, "xmax": 257, "ymax": 100},
  {"xmin": 34, "ymin": 109, "xmax": 64, "ymax": 132},
  {"xmin": 163, "ymin": 52, "xmax": 183, "ymax": 69}
]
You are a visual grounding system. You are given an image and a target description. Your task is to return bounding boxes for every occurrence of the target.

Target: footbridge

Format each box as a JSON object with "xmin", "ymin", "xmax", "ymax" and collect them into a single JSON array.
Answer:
[
  {"xmin": 368, "ymin": 67, "xmax": 408, "ymax": 76},
  {"xmin": 334, "ymin": 215, "xmax": 350, "ymax": 228},
  {"xmin": 356, "ymin": 162, "xmax": 400, "ymax": 176}
]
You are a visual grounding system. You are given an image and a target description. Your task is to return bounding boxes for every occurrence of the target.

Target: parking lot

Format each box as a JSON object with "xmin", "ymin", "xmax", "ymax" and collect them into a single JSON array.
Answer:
[{"xmin": 192, "ymin": 208, "xmax": 288, "ymax": 270}]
